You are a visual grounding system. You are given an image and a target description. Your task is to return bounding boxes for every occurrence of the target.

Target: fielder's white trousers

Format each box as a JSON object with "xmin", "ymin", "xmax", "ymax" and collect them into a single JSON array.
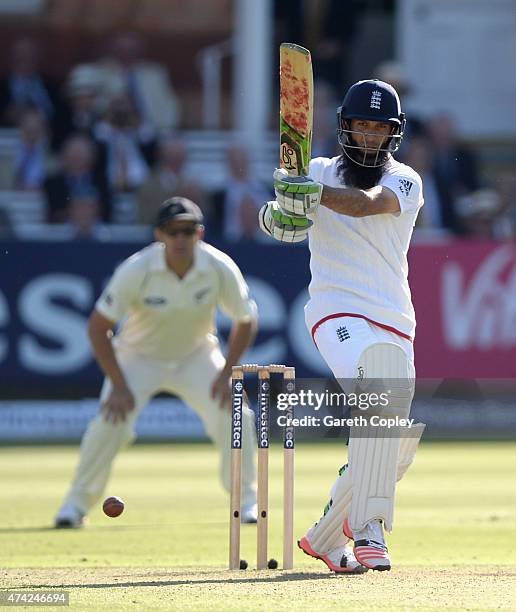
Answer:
[{"xmin": 60, "ymin": 338, "xmax": 257, "ymax": 514}]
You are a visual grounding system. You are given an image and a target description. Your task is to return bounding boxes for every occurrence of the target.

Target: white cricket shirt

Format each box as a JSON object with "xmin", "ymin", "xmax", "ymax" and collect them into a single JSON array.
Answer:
[
  {"xmin": 306, "ymin": 155, "xmax": 424, "ymax": 340},
  {"xmin": 95, "ymin": 241, "xmax": 257, "ymax": 361}
]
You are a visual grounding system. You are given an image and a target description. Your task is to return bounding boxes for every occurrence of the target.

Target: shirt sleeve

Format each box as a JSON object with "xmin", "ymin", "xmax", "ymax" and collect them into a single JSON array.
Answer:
[
  {"xmin": 95, "ymin": 257, "xmax": 143, "ymax": 323},
  {"xmin": 215, "ymin": 254, "xmax": 258, "ymax": 323},
  {"xmin": 308, "ymin": 157, "xmax": 326, "ymax": 182},
  {"xmin": 308, "ymin": 157, "xmax": 330, "ymax": 221},
  {"xmin": 381, "ymin": 170, "xmax": 424, "ymax": 215}
]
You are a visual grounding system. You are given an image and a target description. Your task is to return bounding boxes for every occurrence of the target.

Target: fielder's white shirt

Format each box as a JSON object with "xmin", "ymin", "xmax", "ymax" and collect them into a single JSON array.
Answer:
[
  {"xmin": 306, "ymin": 156, "xmax": 424, "ymax": 340},
  {"xmin": 95, "ymin": 241, "xmax": 257, "ymax": 361}
]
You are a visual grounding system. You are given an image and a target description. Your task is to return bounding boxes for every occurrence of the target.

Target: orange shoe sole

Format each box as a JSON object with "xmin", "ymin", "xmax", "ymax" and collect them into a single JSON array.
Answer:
[{"xmin": 297, "ymin": 537, "xmax": 368, "ymax": 574}]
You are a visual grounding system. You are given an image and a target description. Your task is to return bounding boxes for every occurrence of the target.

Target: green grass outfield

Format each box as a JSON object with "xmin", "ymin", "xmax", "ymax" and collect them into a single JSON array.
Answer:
[{"xmin": 1, "ymin": 441, "xmax": 515, "ymax": 611}]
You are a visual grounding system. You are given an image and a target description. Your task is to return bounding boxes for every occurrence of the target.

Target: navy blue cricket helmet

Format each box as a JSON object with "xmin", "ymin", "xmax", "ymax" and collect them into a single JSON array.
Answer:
[{"xmin": 337, "ymin": 79, "xmax": 406, "ymax": 167}]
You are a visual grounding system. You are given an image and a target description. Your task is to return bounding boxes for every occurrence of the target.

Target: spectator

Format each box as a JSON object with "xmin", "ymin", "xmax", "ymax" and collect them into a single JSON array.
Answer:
[
  {"xmin": 428, "ymin": 113, "xmax": 480, "ymax": 233},
  {"xmin": 12, "ymin": 109, "xmax": 54, "ymax": 191},
  {"xmin": 275, "ymin": 0, "xmax": 356, "ymax": 93},
  {"xmin": 310, "ymin": 0, "xmax": 356, "ymax": 92},
  {"xmin": 52, "ymin": 64, "xmax": 102, "ymax": 151},
  {"xmin": 372, "ymin": 60, "xmax": 426, "ymax": 159},
  {"xmin": 373, "ymin": 61, "xmax": 411, "ymax": 98},
  {"xmin": 44, "ymin": 135, "xmax": 111, "ymax": 223},
  {"xmin": 94, "ymin": 93, "xmax": 156, "ymax": 194},
  {"xmin": 494, "ymin": 171, "xmax": 516, "ymax": 239},
  {"xmin": 0, "ymin": 37, "xmax": 62, "ymax": 128},
  {"xmin": 312, "ymin": 79, "xmax": 339, "ymax": 158},
  {"xmin": 95, "ymin": 31, "xmax": 180, "ymax": 132},
  {"xmin": 402, "ymin": 134, "xmax": 449, "ymax": 231},
  {"xmin": 212, "ymin": 145, "xmax": 271, "ymax": 241},
  {"xmin": 137, "ymin": 136, "xmax": 208, "ymax": 226},
  {"xmin": 455, "ymin": 189, "xmax": 502, "ymax": 239},
  {"xmin": 0, "ymin": 207, "xmax": 14, "ymax": 239},
  {"xmin": 65, "ymin": 192, "xmax": 102, "ymax": 240}
]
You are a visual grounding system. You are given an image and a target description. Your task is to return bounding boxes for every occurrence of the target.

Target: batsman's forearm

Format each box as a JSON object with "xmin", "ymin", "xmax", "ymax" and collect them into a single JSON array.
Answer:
[
  {"xmin": 222, "ymin": 320, "xmax": 257, "ymax": 373},
  {"xmin": 321, "ymin": 185, "xmax": 382, "ymax": 217},
  {"xmin": 88, "ymin": 327, "xmax": 127, "ymax": 388}
]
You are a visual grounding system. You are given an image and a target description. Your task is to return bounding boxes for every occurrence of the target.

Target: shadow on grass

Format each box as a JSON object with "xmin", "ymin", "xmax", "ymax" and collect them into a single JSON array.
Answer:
[
  {"xmin": 0, "ymin": 522, "xmax": 227, "ymax": 534},
  {"xmin": 11, "ymin": 570, "xmax": 367, "ymax": 589},
  {"xmin": 0, "ymin": 527, "xmax": 56, "ymax": 533}
]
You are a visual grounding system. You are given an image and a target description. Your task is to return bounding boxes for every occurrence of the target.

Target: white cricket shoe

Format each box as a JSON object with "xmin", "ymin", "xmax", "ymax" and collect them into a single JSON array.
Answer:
[
  {"xmin": 298, "ymin": 527, "xmax": 368, "ymax": 574},
  {"xmin": 241, "ymin": 502, "xmax": 258, "ymax": 524},
  {"xmin": 54, "ymin": 503, "xmax": 86, "ymax": 529},
  {"xmin": 344, "ymin": 517, "xmax": 391, "ymax": 571}
]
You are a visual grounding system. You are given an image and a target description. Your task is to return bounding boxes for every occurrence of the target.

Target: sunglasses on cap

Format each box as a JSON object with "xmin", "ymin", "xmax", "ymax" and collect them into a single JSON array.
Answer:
[{"xmin": 160, "ymin": 225, "xmax": 198, "ymax": 237}]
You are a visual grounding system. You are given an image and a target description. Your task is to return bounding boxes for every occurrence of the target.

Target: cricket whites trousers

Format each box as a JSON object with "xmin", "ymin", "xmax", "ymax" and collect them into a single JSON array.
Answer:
[{"xmin": 60, "ymin": 338, "xmax": 257, "ymax": 513}]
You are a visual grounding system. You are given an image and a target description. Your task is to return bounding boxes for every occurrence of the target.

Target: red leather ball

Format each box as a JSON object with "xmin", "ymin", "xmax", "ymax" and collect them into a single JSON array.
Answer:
[{"xmin": 102, "ymin": 496, "xmax": 125, "ymax": 518}]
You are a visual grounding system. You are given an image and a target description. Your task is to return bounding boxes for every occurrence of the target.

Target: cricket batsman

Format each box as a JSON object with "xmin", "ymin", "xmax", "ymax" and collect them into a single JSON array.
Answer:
[
  {"xmin": 259, "ymin": 79, "xmax": 426, "ymax": 572},
  {"xmin": 55, "ymin": 197, "xmax": 259, "ymax": 527}
]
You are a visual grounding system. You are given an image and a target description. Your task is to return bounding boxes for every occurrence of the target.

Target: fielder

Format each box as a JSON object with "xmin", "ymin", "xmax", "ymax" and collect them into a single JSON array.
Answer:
[
  {"xmin": 55, "ymin": 197, "xmax": 259, "ymax": 527},
  {"xmin": 260, "ymin": 79, "xmax": 425, "ymax": 572}
]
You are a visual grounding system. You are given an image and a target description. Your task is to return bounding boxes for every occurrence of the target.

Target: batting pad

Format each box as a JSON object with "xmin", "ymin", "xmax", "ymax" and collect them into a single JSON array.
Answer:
[
  {"xmin": 309, "ymin": 422, "xmax": 425, "ymax": 554},
  {"xmin": 348, "ymin": 342, "xmax": 415, "ymax": 532}
]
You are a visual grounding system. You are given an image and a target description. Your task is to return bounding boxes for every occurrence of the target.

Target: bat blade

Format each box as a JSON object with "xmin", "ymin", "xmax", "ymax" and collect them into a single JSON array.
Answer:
[{"xmin": 279, "ymin": 43, "xmax": 313, "ymax": 176}]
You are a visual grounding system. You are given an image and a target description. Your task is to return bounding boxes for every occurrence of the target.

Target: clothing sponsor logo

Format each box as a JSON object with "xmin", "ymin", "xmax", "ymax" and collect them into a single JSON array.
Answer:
[
  {"xmin": 338, "ymin": 463, "xmax": 348, "ymax": 476},
  {"xmin": 104, "ymin": 293, "xmax": 113, "ymax": 305},
  {"xmin": 194, "ymin": 288, "xmax": 211, "ymax": 302},
  {"xmin": 398, "ymin": 178, "xmax": 413, "ymax": 196},
  {"xmin": 336, "ymin": 325, "xmax": 350, "ymax": 342},
  {"xmin": 143, "ymin": 296, "xmax": 167, "ymax": 305},
  {"xmin": 370, "ymin": 90, "xmax": 382, "ymax": 109}
]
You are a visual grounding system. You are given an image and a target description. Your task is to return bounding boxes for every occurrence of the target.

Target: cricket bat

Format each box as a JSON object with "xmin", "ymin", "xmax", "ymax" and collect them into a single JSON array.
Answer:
[{"xmin": 279, "ymin": 43, "xmax": 314, "ymax": 177}]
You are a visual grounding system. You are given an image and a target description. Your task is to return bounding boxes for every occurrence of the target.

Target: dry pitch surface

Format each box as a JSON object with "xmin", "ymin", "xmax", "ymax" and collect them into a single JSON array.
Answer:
[
  {"xmin": 2, "ymin": 566, "xmax": 515, "ymax": 611},
  {"xmin": 1, "ymin": 442, "xmax": 515, "ymax": 610}
]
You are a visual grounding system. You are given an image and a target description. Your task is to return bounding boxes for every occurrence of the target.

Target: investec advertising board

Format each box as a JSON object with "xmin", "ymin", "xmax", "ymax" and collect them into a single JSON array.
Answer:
[
  {"xmin": 0, "ymin": 239, "xmax": 515, "ymax": 440},
  {"xmin": 1, "ymin": 240, "xmax": 515, "ymax": 388}
]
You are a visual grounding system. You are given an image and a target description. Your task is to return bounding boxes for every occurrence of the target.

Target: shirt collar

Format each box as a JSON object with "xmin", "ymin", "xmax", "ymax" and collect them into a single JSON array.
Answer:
[
  {"xmin": 150, "ymin": 241, "xmax": 210, "ymax": 275},
  {"xmin": 192, "ymin": 242, "xmax": 210, "ymax": 274},
  {"xmin": 149, "ymin": 242, "xmax": 167, "ymax": 272}
]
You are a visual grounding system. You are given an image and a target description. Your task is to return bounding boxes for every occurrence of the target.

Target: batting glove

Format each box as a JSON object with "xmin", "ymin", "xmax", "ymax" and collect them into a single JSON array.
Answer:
[
  {"xmin": 273, "ymin": 167, "xmax": 322, "ymax": 216},
  {"xmin": 258, "ymin": 200, "xmax": 312, "ymax": 243}
]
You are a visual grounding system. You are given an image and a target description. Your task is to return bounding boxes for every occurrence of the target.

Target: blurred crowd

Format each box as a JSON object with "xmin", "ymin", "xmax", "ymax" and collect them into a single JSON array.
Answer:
[
  {"xmin": 0, "ymin": 32, "xmax": 514, "ymax": 242},
  {"xmin": 312, "ymin": 59, "xmax": 516, "ymax": 241},
  {"xmin": 0, "ymin": 33, "xmax": 273, "ymax": 242}
]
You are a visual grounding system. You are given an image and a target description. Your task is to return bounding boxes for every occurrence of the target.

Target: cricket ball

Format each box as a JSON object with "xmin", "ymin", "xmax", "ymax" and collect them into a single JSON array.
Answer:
[
  {"xmin": 102, "ymin": 496, "xmax": 125, "ymax": 518},
  {"xmin": 239, "ymin": 559, "xmax": 248, "ymax": 570},
  {"xmin": 267, "ymin": 558, "xmax": 278, "ymax": 569}
]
